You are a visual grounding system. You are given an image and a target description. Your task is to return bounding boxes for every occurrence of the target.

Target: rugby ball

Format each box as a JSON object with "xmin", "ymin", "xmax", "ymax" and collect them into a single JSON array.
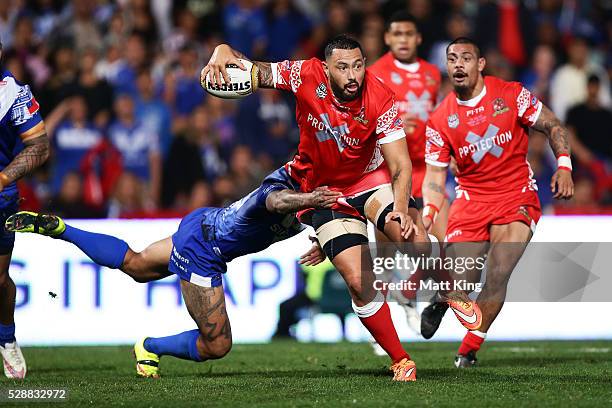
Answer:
[{"xmin": 201, "ymin": 59, "xmax": 259, "ymax": 99}]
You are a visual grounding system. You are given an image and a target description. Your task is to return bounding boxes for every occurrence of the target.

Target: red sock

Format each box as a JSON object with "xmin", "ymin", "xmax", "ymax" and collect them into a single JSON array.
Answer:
[
  {"xmin": 360, "ymin": 302, "xmax": 410, "ymax": 363},
  {"xmin": 458, "ymin": 331, "xmax": 486, "ymax": 355},
  {"xmin": 400, "ymin": 268, "xmax": 426, "ymax": 299}
]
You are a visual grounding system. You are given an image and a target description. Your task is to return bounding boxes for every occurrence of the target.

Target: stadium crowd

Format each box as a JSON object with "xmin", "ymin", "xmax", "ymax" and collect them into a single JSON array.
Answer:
[{"xmin": 1, "ymin": 0, "xmax": 610, "ymax": 218}]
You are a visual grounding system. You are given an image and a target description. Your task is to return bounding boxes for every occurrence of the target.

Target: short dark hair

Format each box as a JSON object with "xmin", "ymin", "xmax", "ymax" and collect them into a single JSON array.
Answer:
[
  {"xmin": 446, "ymin": 37, "xmax": 481, "ymax": 58},
  {"xmin": 386, "ymin": 10, "xmax": 419, "ymax": 32},
  {"xmin": 324, "ymin": 35, "xmax": 363, "ymax": 59},
  {"xmin": 587, "ymin": 73, "xmax": 600, "ymax": 85}
]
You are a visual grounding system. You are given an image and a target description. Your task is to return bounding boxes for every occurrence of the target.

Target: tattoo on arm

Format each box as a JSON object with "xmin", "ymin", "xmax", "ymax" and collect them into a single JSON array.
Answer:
[
  {"xmin": 1, "ymin": 134, "xmax": 49, "ymax": 185},
  {"xmin": 266, "ymin": 189, "xmax": 308, "ymax": 214},
  {"xmin": 426, "ymin": 181, "xmax": 445, "ymax": 195},
  {"xmin": 532, "ymin": 105, "xmax": 571, "ymax": 157},
  {"xmin": 254, "ymin": 62, "xmax": 274, "ymax": 88}
]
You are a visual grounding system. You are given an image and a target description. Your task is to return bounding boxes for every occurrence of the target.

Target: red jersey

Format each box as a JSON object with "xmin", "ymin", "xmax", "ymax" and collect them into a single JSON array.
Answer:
[
  {"xmin": 369, "ymin": 53, "xmax": 441, "ymax": 197},
  {"xmin": 272, "ymin": 58, "xmax": 405, "ymax": 201},
  {"xmin": 425, "ymin": 76, "xmax": 542, "ymax": 201}
]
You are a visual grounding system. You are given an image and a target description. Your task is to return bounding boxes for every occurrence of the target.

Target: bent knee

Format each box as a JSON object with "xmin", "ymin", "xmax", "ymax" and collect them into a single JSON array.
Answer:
[{"xmin": 201, "ymin": 338, "xmax": 232, "ymax": 360}]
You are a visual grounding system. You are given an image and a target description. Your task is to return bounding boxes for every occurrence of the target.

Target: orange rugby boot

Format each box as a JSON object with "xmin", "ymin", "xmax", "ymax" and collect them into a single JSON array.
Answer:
[
  {"xmin": 444, "ymin": 291, "xmax": 482, "ymax": 331},
  {"xmin": 390, "ymin": 358, "xmax": 417, "ymax": 382}
]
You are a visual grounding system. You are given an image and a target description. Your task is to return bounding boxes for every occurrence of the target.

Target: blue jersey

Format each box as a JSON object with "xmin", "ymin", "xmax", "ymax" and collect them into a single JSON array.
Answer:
[
  {"xmin": 0, "ymin": 70, "xmax": 43, "ymax": 195},
  {"xmin": 203, "ymin": 167, "xmax": 304, "ymax": 262},
  {"xmin": 169, "ymin": 167, "xmax": 305, "ymax": 287}
]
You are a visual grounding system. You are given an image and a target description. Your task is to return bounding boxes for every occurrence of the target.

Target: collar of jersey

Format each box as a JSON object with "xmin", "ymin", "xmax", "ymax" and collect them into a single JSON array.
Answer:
[
  {"xmin": 393, "ymin": 59, "xmax": 420, "ymax": 73},
  {"xmin": 456, "ymin": 85, "xmax": 487, "ymax": 107}
]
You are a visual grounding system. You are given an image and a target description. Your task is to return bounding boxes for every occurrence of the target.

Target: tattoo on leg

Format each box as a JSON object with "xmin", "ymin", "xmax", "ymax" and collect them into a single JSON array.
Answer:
[{"xmin": 182, "ymin": 283, "xmax": 232, "ymax": 343}]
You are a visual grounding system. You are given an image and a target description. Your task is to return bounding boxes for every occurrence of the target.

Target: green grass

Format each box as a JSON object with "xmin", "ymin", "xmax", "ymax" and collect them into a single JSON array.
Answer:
[{"xmin": 1, "ymin": 341, "xmax": 611, "ymax": 407}]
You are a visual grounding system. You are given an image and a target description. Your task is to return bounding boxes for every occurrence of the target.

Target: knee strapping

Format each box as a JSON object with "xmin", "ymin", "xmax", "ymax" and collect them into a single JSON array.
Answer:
[{"xmin": 352, "ymin": 291, "xmax": 385, "ymax": 318}]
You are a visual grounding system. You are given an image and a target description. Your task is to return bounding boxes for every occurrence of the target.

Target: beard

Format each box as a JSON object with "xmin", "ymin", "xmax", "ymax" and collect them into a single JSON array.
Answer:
[{"xmin": 329, "ymin": 77, "xmax": 362, "ymax": 102}]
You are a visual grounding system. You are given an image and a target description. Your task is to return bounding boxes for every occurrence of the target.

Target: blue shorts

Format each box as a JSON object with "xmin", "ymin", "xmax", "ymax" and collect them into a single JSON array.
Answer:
[
  {"xmin": 0, "ymin": 192, "xmax": 19, "ymax": 254},
  {"xmin": 168, "ymin": 207, "xmax": 226, "ymax": 287}
]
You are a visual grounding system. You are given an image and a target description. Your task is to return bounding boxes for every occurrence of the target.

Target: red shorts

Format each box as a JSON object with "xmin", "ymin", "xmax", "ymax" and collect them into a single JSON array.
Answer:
[{"xmin": 445, "ymin": 191, "xmax": 541, "ymax": 242}]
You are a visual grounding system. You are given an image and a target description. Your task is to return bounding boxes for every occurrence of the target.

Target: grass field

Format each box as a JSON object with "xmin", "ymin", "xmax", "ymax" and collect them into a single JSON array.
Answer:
[{"xmin": 1, "ymin": 340, "xmax": 611, "ymax": 407}]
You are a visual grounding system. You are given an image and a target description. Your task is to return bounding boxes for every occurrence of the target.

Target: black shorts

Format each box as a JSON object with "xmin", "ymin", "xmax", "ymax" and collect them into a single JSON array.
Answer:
[{"xmin": 345, "ymin": 189, "xmax": 419, "ymax": 232}]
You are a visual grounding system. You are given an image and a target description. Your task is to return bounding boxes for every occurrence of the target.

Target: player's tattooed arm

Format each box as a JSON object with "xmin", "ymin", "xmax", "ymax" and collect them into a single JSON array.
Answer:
[
  {"xmin": 266, "ymin": 187, "xmax": 342, "ymax": 214},
  {"xmin": 0, "ymin": 132, "xmax": 50, "ymax": 189},
  {"xmin": 381, "ymin": 138, "xmax": 417, "ymax": 238},
  {"xmin": 200, "ymin": 43, "xmax": 276, "ymax": 89},
  {"xmin": 531, "ymin": 105, "xmax": 574, "ymax": 199},
  {"xmin": 421, "ymin": 164, "xmax": 448, "ymax": 231},
  {"xmin": 253, "ymin": 62, "xmax": 275, "ymax": 88},
  {"xmin": 531, "ymin": 104, "xmax": 571, "ymax": 157}
]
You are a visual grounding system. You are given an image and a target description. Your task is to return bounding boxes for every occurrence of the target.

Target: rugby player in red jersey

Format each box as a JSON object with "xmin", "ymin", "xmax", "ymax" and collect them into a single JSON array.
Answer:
[
  {"xmin": 421, "ymin": 37, "xmax": 574, "ymax": 367},
  {"xmin": 203, "ymin": 35, "xmax": 431, "ymax": 381},
  {"xmin": 369, "ymin": 11, "xmax": 444, "ymax": 335}
]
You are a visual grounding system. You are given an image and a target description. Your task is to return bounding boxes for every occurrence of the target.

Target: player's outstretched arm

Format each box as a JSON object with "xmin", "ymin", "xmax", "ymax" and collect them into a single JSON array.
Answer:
[
  {"xmin": 380, "ymin": 138, "xmax": 415, "ymax": 238},
  {"xmin": 266, "ymin": 187, "xmax": 342, "ymax": 214},
  {"xmin": 0, "ymin": 122, "xmax": 49, "ymax": 190},
  {"xmin": 421, "ymin": 164, "xmax": 448, "ymax": 233},
  {"xmin": 201, "ymin": 44, "xmax": 275, "ymax": 89},
  {"xmin": 531, "ymin": 105, "xmax": 574, "ymax": 200}
]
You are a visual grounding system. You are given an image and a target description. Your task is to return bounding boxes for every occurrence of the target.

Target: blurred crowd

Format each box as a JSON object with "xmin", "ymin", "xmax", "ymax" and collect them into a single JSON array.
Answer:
[{"xmin": 1, "ymin": 0, "xmax": 610, "ymax": 218}]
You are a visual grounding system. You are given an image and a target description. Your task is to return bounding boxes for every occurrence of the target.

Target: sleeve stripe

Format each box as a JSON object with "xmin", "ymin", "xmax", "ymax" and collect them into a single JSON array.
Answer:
[
  {"xmin": 378, "ymin": 129, "xmax": 405, "ymax": 144},
  {"xmin": 271, "ymin": 62, "xmax": 278, "ymax": 88},
  {"xmin": 528, "ymin": 101, "xmax": 543, "ymax": 127},
  {"xmin": 424, "ymin": 159, "xmax": 449, "ymax": 167}
]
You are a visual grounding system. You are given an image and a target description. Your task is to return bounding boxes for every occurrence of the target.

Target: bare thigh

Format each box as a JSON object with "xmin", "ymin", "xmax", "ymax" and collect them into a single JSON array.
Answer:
[{"xmin": 122, "ymin": 237, "xmax": 173, "ymax": 282}]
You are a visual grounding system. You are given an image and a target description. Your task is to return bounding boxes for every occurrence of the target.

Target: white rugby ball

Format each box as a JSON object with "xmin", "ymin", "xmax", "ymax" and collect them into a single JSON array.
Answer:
[{"xmin": 201, "ymin": 59, "xmax": 259, "ymax": 99}]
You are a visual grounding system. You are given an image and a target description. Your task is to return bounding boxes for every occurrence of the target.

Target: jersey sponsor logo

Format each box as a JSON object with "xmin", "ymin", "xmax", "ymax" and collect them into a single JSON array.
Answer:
[
  {"xmin": 391, "ymin": 72, "xmax": 403, "ymax": 84},
  {"xmin": 308, "ymin": 112, "xmax": 357, "ymax": 152},
  {"xmin": 446, "ymin": 229, "xmax": 462, "ymax": 240},
  {"xmin": 460, "ymin": 124, "xmax": 512, "ymax": 163},
  {"xmin": 466, "ymin": 106, "xmax": 484, "ymax": 116},
  {"xmin": 492, "ymin": 97, "xmax": 509, "ymax": 117},
  {"xmin": 447, "ymin": 113, "xmax": 459, "ymax": 128},
  {"xmin": 315, "ymin": 82, "xmax": 327, "ymax": 99}
]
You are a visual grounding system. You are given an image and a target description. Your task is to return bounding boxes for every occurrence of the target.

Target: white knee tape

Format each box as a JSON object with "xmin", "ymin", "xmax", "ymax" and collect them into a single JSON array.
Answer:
[{"xmin": 352, "ymin": 291, "xmax": 385, "ymax": 318}]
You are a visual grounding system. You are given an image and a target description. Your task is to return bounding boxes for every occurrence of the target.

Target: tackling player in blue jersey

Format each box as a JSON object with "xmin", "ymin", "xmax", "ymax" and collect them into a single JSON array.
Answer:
[
  {"xmin": 6, "ymin": 167, "xmax": 340, "ymax": 378},
  {"xmin": 0, "ymin": 42, "xmax": 50, "ymax": 379}
]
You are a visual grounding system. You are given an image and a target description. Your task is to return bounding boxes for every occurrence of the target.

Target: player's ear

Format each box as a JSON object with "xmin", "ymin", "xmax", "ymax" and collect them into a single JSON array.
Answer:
[
  {"xmin": 383, "ymin": 31, "xmax": 391, "ymax": 47},
  {"xmin": 478, "ymin": 57, "xmax": 486, "ymax": 73},
  {"xmin": 416, "ymin": 32, "xmax": 422, "ymax": 46},
  {"xmin": 322, "ymin": 61, "xmax": 329, "ymax": 78}
]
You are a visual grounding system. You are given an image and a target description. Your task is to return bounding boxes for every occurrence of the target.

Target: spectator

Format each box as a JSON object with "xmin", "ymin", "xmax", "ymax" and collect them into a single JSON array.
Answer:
[
  {"xmin": 163, "ymin": 44, "xmax": 205, "ymax": 118},
  {"xmin": 31, "ymin": 0, "xmax": 63, "ymax": 41},
  {"xmin": 108, "ymin": 94, "xmax": 162, "ymax": 207},
  {"xmin": 45, "ymin": 96, "xmax": 103, "ymax": 194},
  {"xmin": 161, "ymin": 110, "xmax": 207, "ymax": 210},
  {"xmin": 38, "ymin": 45, "xmax": 77, "ymax": 117},
  {"xmin": 265, "ymin": 0, "xmax": 312, "ymax": 61},
  {"xmin": 227, "ymin": 145, "xmax": 262, "ymax": 199},
  {"xmin": 550, "ymin": 37, "xmax": 611, "ymax": 121},
  {"xmin": 0, "ymin": 1, "xmax": 20, "ymax": 50},
  {"xmin": 520, "ymin": 45, "xmax": 557, "ymax": 105},
  {"xmin": 135, "ymin": 69, "xmax": 172, "ymax": 157},
  {"xmin": 106, "ymin": 172, "xmax": 146, "ymax": 218},
  {"xmin": 66, "ymin": 48, "xmax": 114, "ymax": 128},
  {"xmin": 566, "ymin": 74, "xmax": 612, "ymax": 163},
  {"xmin": 58, "ymin": 0, "xmax": 104, "ymax": 54},
  {"xmin": 236, "ymin": 88, "xmax": 296, "ymax": 167},
  {"xmin": 46, "ymin": 171, "xmax": 104, "ymax": 218},
  {"xmin": 222, "ymin": 0, "xmax": 268, "ymax": 57},
  {"xmin": 112, "ymin": 33, "xmax": 148, "ymax": 97},
  {"xmin": 429, "ymin": 11, "xmax": 471, "ymax": 73}
]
